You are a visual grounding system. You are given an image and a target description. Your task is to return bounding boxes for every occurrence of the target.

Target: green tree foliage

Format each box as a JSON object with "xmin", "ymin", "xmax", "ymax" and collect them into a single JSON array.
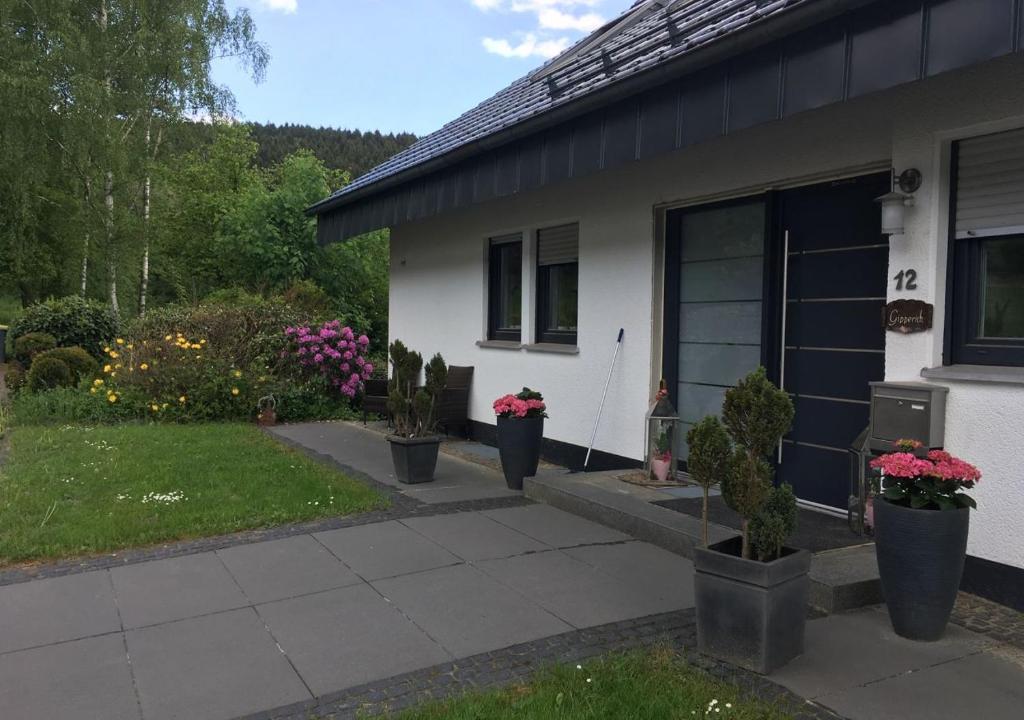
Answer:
[
  {"xmin": 689, "ymin": 368, "xmax": 797, "ymax": 560},
  {"xmin": 686, "ymin": 416, "xmax": 732, "ymax": 547}
]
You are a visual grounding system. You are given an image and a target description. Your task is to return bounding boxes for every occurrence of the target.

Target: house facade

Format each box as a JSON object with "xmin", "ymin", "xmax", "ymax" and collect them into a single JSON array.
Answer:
[{"xmin": 312, "ymin": 0, "xmax": 1024, "ymax": 607}]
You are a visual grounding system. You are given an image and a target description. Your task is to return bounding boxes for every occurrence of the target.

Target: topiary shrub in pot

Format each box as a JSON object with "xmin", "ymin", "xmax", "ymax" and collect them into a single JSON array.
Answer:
[
  {"xmin": 385, "ymin": 340, "xmax": 447, "ymax": 484},
  {"xmin": 870, "ymin": 440, "xmax": 980, "ymax": 641},
  {"xmin": 689, "ymin": 367, "xmax": 809, "ymax": 674}
]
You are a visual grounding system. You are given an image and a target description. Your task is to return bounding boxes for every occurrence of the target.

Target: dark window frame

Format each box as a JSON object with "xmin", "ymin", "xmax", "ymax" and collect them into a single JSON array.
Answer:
[
  {"xmin": 535, "ymin": 225, "xmax": 579, "ymax": 346},
  {"xmin": 487, "ymin": 237, "xmax": 523, "ymax": 342},
  {"xmin": 945, "ymin": 139, "xmax": 1024, "ymax": 367}
]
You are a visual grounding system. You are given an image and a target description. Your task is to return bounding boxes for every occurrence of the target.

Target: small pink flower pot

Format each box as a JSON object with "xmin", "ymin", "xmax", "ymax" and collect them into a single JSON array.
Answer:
[{"xmin": 651, "ymin": 457, "xmax": 672, "ymax": 484}]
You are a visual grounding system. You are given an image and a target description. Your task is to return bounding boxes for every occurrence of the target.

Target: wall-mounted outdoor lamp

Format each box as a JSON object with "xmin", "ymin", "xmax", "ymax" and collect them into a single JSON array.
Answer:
[{"xmin": 875, "ymin": 168, "xmax": 923, "ymax": 236}]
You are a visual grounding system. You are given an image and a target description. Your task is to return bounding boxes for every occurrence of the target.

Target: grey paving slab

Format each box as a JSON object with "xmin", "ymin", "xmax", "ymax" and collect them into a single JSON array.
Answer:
[
  {"xmin": 401, "ymin": 512, "xmax": 549, "ymax": 561},
  {"xmin": 821, "ymin": 649, "xmax": 1024, "ymax": 720},
  {"xmin": 314, "ymin": 520, "xmax": 460, "ymax": 580},
  {"xmin": 0, "ymin": 633, "xmax": 139, "ymax": 720},
  {"xmin": 771, "ymin": 606, "xmax": 997, "ymax": 700},
  {"xmin": 126, "ymin": 607, "xmax": 310, "ymax": 720},
  {"xmin": 477, "ymin": 550, "xmax": 677, "ymax": 628},
  {"xmin": 257, "ymin": 583, "xmax": 451, "ymax": 697},
  {"xmin": 0, "ymin": 570, "xmax": 121, "ymax": 653},
  {"xmin": 565, "ymin": 541, "xmax": 695, "ymax": 609},
  {"xmin": 482, "ymin": 503, "xmax": 632, "ymax": 547},
  {"xmin": 270, "ymin": 422, "xmax": 518, "ymax": 503},
  {"xmin": 217, "ymin": 534, "xmax": 362, "ymax": 604},
  {"xmin": 373, "ymin": 563, "xmax": 572, "ymax": 657},
  {"xmin": 111, "ymin": 551, "xmax": 249, "ymax": 628}
]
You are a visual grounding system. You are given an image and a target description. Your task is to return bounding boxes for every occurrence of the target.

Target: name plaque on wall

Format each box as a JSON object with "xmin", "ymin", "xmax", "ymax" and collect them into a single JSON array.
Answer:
[{"xmin": 884, "ymin": 299, "xmax": 934, "ymax": 334}]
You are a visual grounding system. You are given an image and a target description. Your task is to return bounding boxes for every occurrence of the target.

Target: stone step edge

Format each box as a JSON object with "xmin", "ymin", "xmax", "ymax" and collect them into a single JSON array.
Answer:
[{"xmin": 524, "ymin": 473, "xmax": 881, "ymax": 615}]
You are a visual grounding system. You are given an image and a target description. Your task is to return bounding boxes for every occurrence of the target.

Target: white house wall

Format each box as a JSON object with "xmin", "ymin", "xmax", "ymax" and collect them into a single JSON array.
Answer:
[{"xmin": 389, "ymin": 54, "xmax": 1024, "ymax": 570}]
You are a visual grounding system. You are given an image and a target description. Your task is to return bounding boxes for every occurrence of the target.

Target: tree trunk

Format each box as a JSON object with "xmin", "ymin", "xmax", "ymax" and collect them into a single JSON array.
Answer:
[
  {"xmin": 81, "ymin": 179, "xmax": 91, "ymax": 296},
  {"xmin": 741, "ymin": 519, "xmax": 750, "ymax": 559},
  {"xmin": 702, "ymin": 488, "xmax": 710, "ymax": 547},
  {"xmin": 139, "ymin": 126, "xmax": 151, "ymax": 317},
  {"xmin": 105, "ymin": 169, "xmax": 118, "ymax": 313}
]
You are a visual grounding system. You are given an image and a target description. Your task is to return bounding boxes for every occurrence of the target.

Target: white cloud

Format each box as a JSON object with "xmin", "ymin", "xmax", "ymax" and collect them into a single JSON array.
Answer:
[
  {"xmin": 472, "ymin": 0, "xmax": 608, "ymax": 61},
  {"xmin": 256, "ymin": 0, "xmax": 298, "ymax": 13},
  {"xmin": 537, "ymin": 8, "xmax": 604, "ymax": 32},
  {"xmin": 482, "ymin": 33, "xmax": 572, "ymax": 59}
]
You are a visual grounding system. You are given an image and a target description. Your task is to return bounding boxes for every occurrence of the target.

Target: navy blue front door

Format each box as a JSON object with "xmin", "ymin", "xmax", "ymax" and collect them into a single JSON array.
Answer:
[{"xmin": 775, "ymin": 174, "xmax": 890, "ymax": 510}]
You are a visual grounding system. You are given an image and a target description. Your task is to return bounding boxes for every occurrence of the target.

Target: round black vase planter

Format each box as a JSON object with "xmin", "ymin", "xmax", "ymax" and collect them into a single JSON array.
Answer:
[
  {"xmin": 496, "ymin": 416, "xmax": 544, "ymax": 490},
  {"xmin": 874, "ymin": 498, "xmax": 970, "ymax": 641}
]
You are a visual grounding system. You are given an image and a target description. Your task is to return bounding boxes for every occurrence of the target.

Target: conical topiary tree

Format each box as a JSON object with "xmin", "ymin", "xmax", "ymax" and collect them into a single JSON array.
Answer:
[{"xmin": 720, "ymin": 367, "xmax": 795, "ymax": 560}]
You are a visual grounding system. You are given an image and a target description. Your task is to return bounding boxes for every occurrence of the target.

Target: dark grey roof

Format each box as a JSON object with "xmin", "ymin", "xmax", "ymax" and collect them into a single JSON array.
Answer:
[{"xmin": 311, "ymin": 0, "xmax": 813, "ymax": 213}]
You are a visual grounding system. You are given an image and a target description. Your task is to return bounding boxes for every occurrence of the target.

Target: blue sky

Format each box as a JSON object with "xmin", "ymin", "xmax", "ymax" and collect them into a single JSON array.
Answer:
[{"xmin": 213, "ymin": 0, "xmax": 636, "ymax": 136}]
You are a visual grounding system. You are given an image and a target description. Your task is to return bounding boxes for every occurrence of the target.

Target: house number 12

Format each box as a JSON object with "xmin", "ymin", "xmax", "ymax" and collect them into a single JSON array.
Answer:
[{"xmin": 893, "ymin": 269, "xmax": 918, "ymax": 291}]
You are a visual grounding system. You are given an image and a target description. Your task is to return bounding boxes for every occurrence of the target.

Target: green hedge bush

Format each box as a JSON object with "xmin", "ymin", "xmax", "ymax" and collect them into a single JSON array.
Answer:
[
  {"xmin": 26, "ymin": 356, "xmax": 73, "ymax": 392},
  {"xmin": 34, "ymin": 347, "xmax": 99, "ymax": 386},
  {"xmin": 11, "ymin": 297, "xmax": 119, "ymax": 358},
  {"xmin": 13, "ymin": 332, "xmax": 57, "ymax": 365}
]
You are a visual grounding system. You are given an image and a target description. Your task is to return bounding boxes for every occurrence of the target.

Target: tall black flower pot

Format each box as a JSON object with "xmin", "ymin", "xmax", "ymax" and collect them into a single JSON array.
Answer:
[
  {"xmin": 386, "ymin": 435, "xmax": 441, "ymax": 484},
  {"xmin": 874, "ymin": 499, "xmax": 969, "ymax": 641},
  {"xmin": 694, "ymin": 537, "xmax": 811, "ymax": 674},
  {"xmin": 496, "ymin": 416, "xmax": 544, "ymax": 490}
]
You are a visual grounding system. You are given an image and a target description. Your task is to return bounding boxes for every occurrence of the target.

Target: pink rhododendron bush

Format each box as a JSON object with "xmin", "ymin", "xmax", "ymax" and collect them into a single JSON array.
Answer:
[
  {"xmin": 283, "ymin": 321, "xmax": 373, "ymax": 399},
  {"xmin": 870, "ymin": 439, "xmax": 981, "ymax": 510}
]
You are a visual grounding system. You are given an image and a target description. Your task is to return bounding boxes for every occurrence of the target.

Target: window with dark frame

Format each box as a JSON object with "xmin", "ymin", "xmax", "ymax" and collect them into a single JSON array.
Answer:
[
  {"xmin": 536, "ymin": 223, "xmax": 579, "ymax": 345},
  {"xmin": 487, "ymin": 234, "xmax": 523, "ymax": 342},
  {"xmin": 948, "ymin": 129, "xmax": 1024, "ymax": 367}
]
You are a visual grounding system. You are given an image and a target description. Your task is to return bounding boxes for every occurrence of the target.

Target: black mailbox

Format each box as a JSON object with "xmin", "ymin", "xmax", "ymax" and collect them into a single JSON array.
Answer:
[{"xmin": 868, "ymin": 381, "xmax": 948, "ymax": 453}]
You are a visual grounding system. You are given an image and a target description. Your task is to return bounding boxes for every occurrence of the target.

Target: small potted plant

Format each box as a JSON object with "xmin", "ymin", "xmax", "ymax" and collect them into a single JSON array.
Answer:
[
  {"xmin": 870, "ymin": 440, "xmax": 980, "ymax": 641},
  {"xmin": 689, "ymin": 367, "xmax": 809, "ymax": 674},
  {"xmin": 650, "ymin": 429, "xmax": 673, "ymax": 484},
  {"xmin": 256, "ymin": 395, "xmax": 277, "ymax": 427},
  {"xmin": 493, "ymin": 387, "xmax": 547, "ymax": 490},
  {"xmin": 385, "ymin": 340, "xmax": 448, "ymax": 484}
]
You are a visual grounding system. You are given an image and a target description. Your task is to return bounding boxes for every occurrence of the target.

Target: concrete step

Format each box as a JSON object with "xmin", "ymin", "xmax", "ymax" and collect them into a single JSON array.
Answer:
[{"xmin": 525, "ymin": 470, "xmax": 881, "ymax": 614}]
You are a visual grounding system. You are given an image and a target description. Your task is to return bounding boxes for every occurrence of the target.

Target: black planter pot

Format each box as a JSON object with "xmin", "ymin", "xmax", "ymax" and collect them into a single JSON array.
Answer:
[
  {"xmin": 874, "ymin": 498, "xmax": 970, "ymax": 641},
  {"xmin": 496, "ymin": 416, "xmax": 544, "ymax": 490},
  {"xmin": 694, "ymin": 537, "xmax": 811, "ymax": 674},
  {"xmin": 386, "ymin": 435, "xmax": 441, "ymax": 485}
]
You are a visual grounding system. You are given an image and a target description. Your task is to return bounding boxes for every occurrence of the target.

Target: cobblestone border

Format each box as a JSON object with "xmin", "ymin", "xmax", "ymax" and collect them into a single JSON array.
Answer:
[
  {"xmin": 0, "ymin": 432, "xmax": 532, "ymax": 588},
  {"xmin": 237, "ymin": 609, "xmax": 845, "ymax": 720},
  {"xmin": 951, "ymin": 592, "xmax": 1024, "ymax": 650}
]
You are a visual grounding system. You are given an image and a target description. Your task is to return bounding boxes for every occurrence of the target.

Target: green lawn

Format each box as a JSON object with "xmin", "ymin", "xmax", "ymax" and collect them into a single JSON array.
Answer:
[
  {"xmin": 0, "ymin": 423, "xmax": 386, "ymax": 565},
  {"xmin": 383, "ymin": 649, "xmax": 795, "ymax": 720}
]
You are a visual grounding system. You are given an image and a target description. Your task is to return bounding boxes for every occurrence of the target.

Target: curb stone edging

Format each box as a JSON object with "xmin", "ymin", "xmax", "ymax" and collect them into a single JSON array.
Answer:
[{"xmin": 235, "ymin": 609, "xmax": 848, "ymax": 720}]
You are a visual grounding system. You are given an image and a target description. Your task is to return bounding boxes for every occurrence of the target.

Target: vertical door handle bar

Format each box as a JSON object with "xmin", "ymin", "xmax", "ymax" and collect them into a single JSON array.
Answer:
[{"xmin": 778, "ymin": 230, "xmax": 790, "ymax": 465}]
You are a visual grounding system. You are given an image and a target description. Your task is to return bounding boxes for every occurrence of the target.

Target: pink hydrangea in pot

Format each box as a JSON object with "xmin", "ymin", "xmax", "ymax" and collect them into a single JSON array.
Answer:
[
  {"xmin": 493, "ymin": 388, "xmax": 547, "ymax": 490},
  {"xmin": 870, "ymin": 439, "xmax": 981, "ymax": 641}
]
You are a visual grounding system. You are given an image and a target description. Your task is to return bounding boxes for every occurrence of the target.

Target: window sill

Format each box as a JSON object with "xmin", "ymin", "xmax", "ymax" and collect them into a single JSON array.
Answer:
[
  {"xmin": 476, "ymin": 340, "xmax": 522, "ymax": 351},
  {"xmin": 921, "ymin": 364, "xmax": 1024, "ymax": 386},
  {"xmin": 524, "ymin": 343, "xmax": 579, "ymax": 355}
]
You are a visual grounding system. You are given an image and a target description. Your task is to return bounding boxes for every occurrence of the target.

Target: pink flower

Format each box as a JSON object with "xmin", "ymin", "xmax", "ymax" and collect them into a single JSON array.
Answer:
[
  {"xmin": 343, "ymin": 351, "xmax": 353, "ymax": 360},
  {"xmin": 364, "ymin": 363, "xmax": 374, "ymax": 375},
  {"xmin": 313, "ymin": 353, "xmax": 324, "ymax": 364},
  {"xmin": 358, "ymin": 335, "xmax": 369, "ymax": 345},
  {"xmin": 341, "ymin": 363, "xmax": 350, "ymax": 372}
]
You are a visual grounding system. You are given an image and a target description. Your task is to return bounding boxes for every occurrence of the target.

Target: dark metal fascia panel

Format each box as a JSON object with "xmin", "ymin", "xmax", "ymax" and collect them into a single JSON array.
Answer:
[{"xmin": 319, "ymin": 0, "xmax": 1024, "ymax": 242}]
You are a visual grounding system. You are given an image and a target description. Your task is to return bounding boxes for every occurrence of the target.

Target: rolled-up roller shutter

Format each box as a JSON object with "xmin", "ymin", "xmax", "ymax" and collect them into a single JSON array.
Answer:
[
  {"xmin": 956, "ymin": 127, "xmax": 1024, "ymax": 239},
  {"xmin": 537, "ymin": 224, "xmax": 579, "ymax": 266}
]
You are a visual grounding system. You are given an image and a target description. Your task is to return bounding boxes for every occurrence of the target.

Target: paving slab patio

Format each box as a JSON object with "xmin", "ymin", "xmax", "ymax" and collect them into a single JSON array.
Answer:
[
  {"xmin": 269, "ymin": 421, "xmax": 518, "ymax": 503},
  {"xmin": 770, "ymin": 605, "xmax": 1024, "ymax": 719},
  {"xmin": 0, "ymin": 507, "xmax": 695, "ymax": 720}
]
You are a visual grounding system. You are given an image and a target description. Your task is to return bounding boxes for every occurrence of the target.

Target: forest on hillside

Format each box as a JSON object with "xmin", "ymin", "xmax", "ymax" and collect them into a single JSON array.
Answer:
[
  {"xmin": 250, "ymin": 123, "xmax": 416, "ymax": 178},
  {"xmin": 0, "ymin": 1, "xmax": 414, "ymax": 343}
]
